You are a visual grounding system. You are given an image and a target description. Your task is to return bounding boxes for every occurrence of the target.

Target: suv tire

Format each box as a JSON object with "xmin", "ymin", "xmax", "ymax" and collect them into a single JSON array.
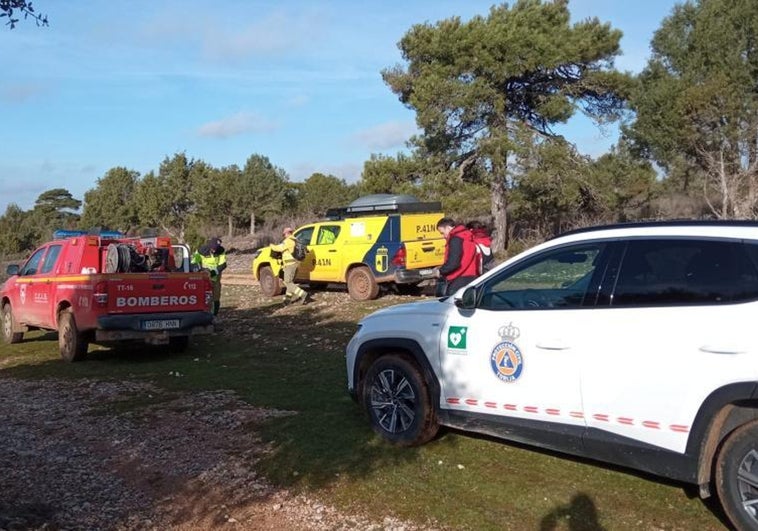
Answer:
[
  {"xmin": 1, "ymin": 303, "xmax": 23, "ymax": 344},
  {"xmin": 716, "ymin": 420, "xmax": 758, "ymax": 531},
  {"xmin": 259, "ymin": 265, "xmax": 284, "ymax": 297},
  {"xmin": 362, "ymin": 354, "xmax": 438, "ymax": 446},
  {"xmin": 58, "ymin": 310, "xmax": 88, "ymax": 362},
  {"xmin": 347, "ymin": 266, "xmax": 379, "ymax": 301}
]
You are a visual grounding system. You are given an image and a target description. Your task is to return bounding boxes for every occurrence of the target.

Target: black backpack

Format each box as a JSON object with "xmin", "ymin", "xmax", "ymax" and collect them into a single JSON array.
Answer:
[{"xmin": 292, "ymin": 239, "xmax": 308, "ymax": 261}]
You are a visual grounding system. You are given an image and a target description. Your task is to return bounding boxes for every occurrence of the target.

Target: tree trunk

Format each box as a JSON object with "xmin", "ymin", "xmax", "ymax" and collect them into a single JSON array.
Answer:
[
  {"xmin": 227, "ymin": 215, "xmax": 234, "ymax": 239},
  {"xmin": 250, "ymin": 212, "xmax": 255, "ymax": 236},
  {"xmin": 490, "ymin": 173, "xmax": 508, "ymax": 252}
]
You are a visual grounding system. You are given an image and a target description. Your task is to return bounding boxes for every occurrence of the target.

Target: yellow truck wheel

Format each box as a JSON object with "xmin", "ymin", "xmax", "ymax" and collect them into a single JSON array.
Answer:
[
  {"xmin": 347, "ymin": 266, "xmax": 379, "ymax": 301},
  {"xmin": 259, "ymin": 265, "xmax": 284, "ymax": 297}
]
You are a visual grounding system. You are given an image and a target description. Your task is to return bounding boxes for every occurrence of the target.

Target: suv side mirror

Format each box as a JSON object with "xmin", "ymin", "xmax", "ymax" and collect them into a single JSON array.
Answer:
[
  {"xmin": 5, "ymin": 264, "xmax": 19, "ymax": 276},
  {"xmin": 454, "ymin": 286, "xmax": 478, "ymax": 310}
]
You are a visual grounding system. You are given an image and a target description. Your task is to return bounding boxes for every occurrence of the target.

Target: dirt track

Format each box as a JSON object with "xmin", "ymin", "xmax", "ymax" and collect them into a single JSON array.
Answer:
[{"xmin": 0, "ymin": 378, "xmax": 426, "ymax": 531}]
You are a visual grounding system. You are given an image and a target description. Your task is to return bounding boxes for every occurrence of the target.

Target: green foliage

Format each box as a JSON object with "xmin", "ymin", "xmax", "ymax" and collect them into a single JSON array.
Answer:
[
  {"xmin": 0, "ymin": 203, "xmax": 34, "ymax": 255},
  {"xmin": 24, "ymin": 188, "xmax": 81, "ymax": 243},
  {"xmin": 80, "ymin": 167, "xmax": 140, "ymax": 232},
  {"xmin": 239, "ymin": 154, "xmax": 289, "ymax": 229},
  {"xmin": 626, "ymin": 0, "xmax": 758, "ymax": 217},
  {"xmin": 1, "ymin": 0, "xmax": 47, "ymax": 29},
  {"xmin": 295, "ymin": 173, "xmax": 358, "ymax": 216},
  {"xmin": 383, "ymin": 0, "xmax": 630, "ymax": 249},
  {"xmin": 511, "ymin": 138, "xmax": 594, "ymax": 236},
  {"xmin": 191, "ymin": 165, "xmax": 240, "ymax": 238},
  {"xmin": 359, "ymin": 153, "xmax": 425, "ymax": 195},
  {"xmin": 589, "ymin": 143, "xmax": 658, "ymax": 221},
  {"xmin": 135, "ymin": 153, "xmax": 207, "ymax": 242}
]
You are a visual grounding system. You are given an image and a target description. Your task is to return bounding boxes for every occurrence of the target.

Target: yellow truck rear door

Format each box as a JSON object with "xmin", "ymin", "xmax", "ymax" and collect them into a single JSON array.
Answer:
[{"xmin": 401, "ymin": 213, "xmax": 446, "ymax": 269}]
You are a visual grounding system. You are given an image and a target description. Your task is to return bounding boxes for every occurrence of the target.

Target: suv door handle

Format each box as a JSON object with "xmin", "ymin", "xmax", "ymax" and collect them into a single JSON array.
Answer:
[
  {"xmin": 536, "ymin": 341, "xmax": 570, "ymax": 351},
  {"xmin": 699, "ymin": 345, "xmax": 745, "ymax": 355},
  {"xmin": 328, "ymin": 249, "xmax": 337, "ymax": 253}
]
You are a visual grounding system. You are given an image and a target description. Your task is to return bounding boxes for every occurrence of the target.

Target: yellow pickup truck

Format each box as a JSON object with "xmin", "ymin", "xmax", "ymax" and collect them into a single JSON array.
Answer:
[{"xmin": 252, "ymin": 194, "xmax": 446, "ymax": 300}]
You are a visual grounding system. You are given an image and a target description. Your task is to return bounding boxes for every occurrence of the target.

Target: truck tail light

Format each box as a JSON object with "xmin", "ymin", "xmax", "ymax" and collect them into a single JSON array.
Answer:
[
  {"xmin": 392, "ymin": 245, "xmax": 406, "ymax": 267},
  {"xmin": 93, "ymin": 281, "xmax": 108, "ymax": 308}
]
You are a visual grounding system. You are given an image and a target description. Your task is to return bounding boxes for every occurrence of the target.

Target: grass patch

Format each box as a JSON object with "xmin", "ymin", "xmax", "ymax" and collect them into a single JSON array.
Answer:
[{"xmin": 0, "ymin": 285, "xmax": 726, "ymax": 530}]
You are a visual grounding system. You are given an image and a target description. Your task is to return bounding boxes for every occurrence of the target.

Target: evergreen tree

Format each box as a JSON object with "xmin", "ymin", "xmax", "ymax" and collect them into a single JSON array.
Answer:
[{"xmin": 383, "ymin": 0, "xmax": 630, "ymax": 249}]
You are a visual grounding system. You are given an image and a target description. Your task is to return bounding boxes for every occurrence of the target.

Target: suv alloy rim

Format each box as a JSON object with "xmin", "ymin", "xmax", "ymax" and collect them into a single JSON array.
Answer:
[
  {"xmin": 737, "ymin": 448, "xmax": 758, "ymax": 524},
  {"xmin": 2, "ymin": 307, "xmax": 10, "ymax": 339},
  {"xmin": 370, "ymin": 368, "xmax": 416, "ymax": 433}
]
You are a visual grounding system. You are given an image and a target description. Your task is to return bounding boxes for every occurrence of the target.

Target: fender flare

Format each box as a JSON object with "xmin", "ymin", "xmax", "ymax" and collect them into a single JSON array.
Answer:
[
  {"xmin": 354, "ymin": 338, "xmax": 441, "ymax": 407},
  {"xmin": 687, "ymin": 381, "xmax": 758, "ymax": 492}
]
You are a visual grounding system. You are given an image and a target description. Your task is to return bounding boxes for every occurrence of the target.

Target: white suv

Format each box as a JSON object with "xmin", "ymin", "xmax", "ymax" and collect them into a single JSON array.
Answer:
[{"xmin": 346, "ymin": 221, "xmax": 758, "ymax": 530}]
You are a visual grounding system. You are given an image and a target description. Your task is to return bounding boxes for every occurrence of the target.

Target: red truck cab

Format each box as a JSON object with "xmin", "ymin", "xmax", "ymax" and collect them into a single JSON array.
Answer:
[{"xmin": 1, "ymin": 231, "xmax": 215, "ymax": 362}]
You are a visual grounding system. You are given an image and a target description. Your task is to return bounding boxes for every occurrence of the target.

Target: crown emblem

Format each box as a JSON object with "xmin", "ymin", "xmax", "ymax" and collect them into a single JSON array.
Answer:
[{"xmin": 498, "ymin": 322, "xmax": 520, "ymax": 341}]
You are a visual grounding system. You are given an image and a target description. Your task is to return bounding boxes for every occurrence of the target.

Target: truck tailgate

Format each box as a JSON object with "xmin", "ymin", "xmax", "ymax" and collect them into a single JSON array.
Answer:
[
  {"xmin": 405, "ymin": 239, "xmax": 446, "ymax": 269},
  {"xmin": 105, "ymin": 273, "xmax": 210, "ymax": 314}
]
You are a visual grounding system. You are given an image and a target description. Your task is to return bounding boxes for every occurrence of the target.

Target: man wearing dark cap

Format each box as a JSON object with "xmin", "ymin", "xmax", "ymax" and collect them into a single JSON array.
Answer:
[{"xmin": 191, "ymin": 236, "xmax": 227, "ymax": 316}]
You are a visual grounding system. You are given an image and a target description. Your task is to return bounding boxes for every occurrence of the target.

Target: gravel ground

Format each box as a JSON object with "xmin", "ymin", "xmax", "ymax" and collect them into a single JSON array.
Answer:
[{"xmin": 0, "ymin": 378, "xmax": 431, "ymax": 531}]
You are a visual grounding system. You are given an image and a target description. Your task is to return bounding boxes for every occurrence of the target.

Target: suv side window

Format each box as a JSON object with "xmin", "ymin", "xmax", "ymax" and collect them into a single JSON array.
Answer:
[
  {"xmin": 40, "ymin": 244, "xmax": 63, "ymax": 275},
  {"xmin": 316, "ymin": 225, "xmax": 341, "ymax": 245},
  {"xmin": 295, "ymin": 227, "xmax": 315, "ymax": 245},
  {"xmin": 612, "ymin": 239, "xmax": 758, "ymax": 306},
  {"xmin": 479, "ymin": 243, "xmax": 605, "ymax": 311},
  {"xmin": 20, "ymin": 247, "xmax": 47, "ymax": 276}
]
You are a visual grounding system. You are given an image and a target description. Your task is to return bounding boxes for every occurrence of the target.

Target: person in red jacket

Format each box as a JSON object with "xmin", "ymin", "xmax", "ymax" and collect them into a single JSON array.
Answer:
[
  {"xmin": 436, "ymin": 218, "xmax": 480, "ymax": 296},
  {"xmin": 467, "ymin": 220, "xmax": 494, "ymax": 272}
]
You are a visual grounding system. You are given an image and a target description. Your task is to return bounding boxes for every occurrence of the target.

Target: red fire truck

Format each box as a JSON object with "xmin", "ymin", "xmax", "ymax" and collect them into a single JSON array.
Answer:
[{"xmin": 1, "ymin": 231, "xmax": 215, "ymax": 362}]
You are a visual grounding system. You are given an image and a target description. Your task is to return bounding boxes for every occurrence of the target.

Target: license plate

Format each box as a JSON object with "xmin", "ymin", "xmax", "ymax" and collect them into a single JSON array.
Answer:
[{"xmin": 143, "ymin": 319, "xmax": 180, "ymax": 330}]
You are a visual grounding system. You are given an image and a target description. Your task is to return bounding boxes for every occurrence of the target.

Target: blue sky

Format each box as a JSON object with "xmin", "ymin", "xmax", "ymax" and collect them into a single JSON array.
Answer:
[{"xmin": 0, "ymin": 0, "xmax": 680, "ymax": 214}]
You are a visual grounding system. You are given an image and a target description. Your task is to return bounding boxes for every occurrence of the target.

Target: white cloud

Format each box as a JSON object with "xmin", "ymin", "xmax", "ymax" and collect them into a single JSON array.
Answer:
[
  {"xmin": 196, "ymin": 111, "xmax": 278, "ymax": 139},
  {"xmin": 139, "ymin": 7, "xmax": 325, "ymax": 62},
  {"xmin": 349, "ymin": 121, "xmax": 418, "ymax": 150}
]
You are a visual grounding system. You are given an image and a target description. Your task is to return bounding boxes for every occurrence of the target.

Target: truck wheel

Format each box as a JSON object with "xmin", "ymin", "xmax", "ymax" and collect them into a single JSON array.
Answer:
[
  {"xmin": 347, "ymin": 266, "xmax": 379, "ymax": 301},
  {"xmin": 58, "ymin": 310, "xmax": 88, "ymax": 362},
  {"xmin": 1, "ymin": 303, "xmax": 23, "ymax": 344},
  {"xmin": 715, "ymin": 420, "xmax": 758, "ymax": 530},
  {"xmin": 168, "ymin": 336, "xmax": 190, "ymax": 353},
  {"xmin": 362, "ymin": 354, "xmax": 438, "ymax": 446},
  {"xmin": 259, "ymin": 265, "xmax": 284, "ymax": 297}
]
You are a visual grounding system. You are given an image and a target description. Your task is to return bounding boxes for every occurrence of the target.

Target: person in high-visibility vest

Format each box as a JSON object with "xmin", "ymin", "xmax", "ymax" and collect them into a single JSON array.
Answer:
[
  {"xmin": 270, "ymin": 227, "xmax": 310, "ymax": 305},
  {"xmin": 192, "ymin": 237, "xmax": 227, "ymax": 316}
]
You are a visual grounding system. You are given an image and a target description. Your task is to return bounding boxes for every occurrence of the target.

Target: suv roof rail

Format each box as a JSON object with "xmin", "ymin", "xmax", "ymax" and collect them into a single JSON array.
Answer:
[{"xmin": 554, "ymin": 219, "xmax": 758, "ymax": 239}]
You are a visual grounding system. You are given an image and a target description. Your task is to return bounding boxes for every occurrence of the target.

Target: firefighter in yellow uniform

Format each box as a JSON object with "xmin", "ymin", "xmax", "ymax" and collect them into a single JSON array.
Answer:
[
  {"xmin": 192, "ymin": 237, "xmax": 227, "ymax": 316},
  {"xmin": 270, "ymin": 227, "xmax": 310, "ymax": 305}
]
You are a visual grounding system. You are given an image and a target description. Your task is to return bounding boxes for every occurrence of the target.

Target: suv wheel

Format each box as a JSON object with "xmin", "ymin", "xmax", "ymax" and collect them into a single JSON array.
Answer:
[
  {"xmin": 1, "ymin": 303, "xmax": 23, "ymax": 344},
  {"xmin": 347, "ymin": 266, "xmax": 379, "ymax": 301},
  {"xmin": 716, "ymin": 420, "xmax": 758, "ymax": 530},
  {"xmin": 259, "ymin": 265, "xmax": 284, "ymax": 297},
  {"xmin": 362, "ymin": 354, "xmax": 438, "ymax": 446},
  {"xmin": 58, "ymin": 310, "xmax": 88, "ymax": 362}
]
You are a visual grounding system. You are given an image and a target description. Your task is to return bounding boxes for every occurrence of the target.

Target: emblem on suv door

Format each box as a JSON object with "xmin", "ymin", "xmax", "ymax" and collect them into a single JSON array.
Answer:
[{"xmin": 490, "ymin": 322, "xmax": 523, "ymax": 383}]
